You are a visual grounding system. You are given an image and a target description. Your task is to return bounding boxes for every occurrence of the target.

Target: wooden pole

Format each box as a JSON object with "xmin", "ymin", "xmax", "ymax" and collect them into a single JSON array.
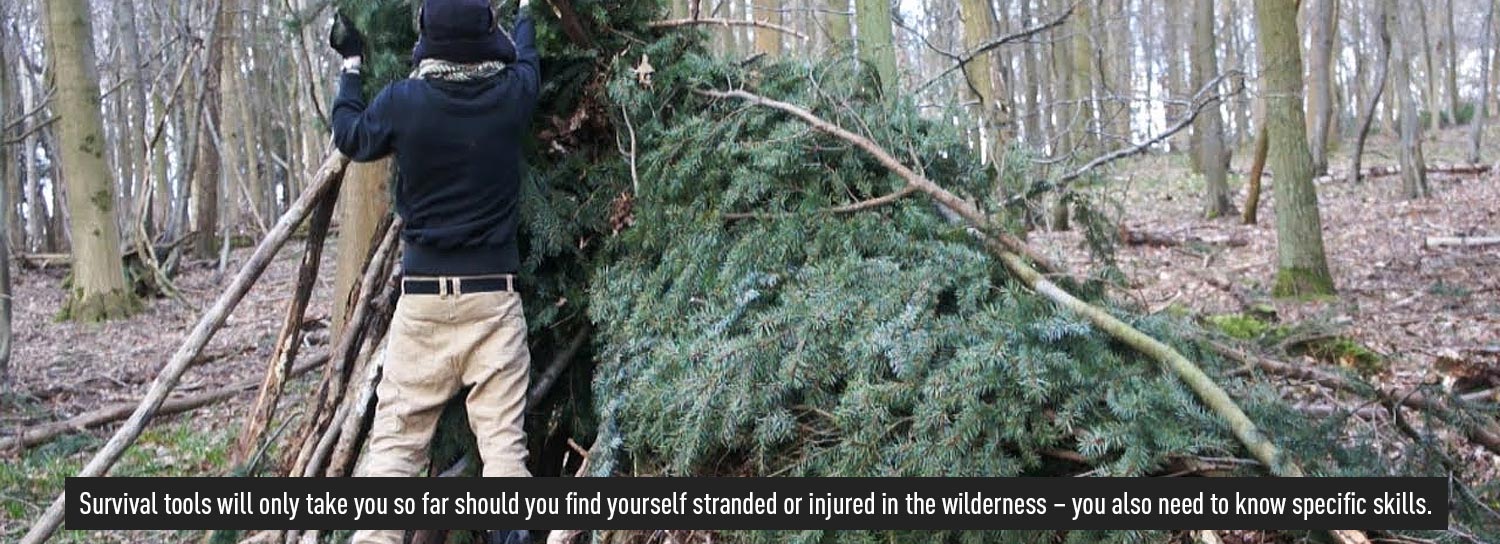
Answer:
[
  {"xmin": 20, "ymin": 149, "xmax": 349, "ymax": 544},
  {"xmin": 233, "ymin": 177, "xmax": 341, "ymax": 464}
]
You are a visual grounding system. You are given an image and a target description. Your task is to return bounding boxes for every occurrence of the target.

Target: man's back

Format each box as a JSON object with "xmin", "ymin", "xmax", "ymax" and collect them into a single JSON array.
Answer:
[{"xmin": 332, "ymin": 12, "xmax": 539, "ymax": 276}]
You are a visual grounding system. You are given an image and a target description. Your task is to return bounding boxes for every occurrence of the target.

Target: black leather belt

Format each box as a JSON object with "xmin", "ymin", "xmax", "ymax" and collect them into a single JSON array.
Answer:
[{"xmin": 402, "ymin": 276, "xmax": 519, "ymax": 295}]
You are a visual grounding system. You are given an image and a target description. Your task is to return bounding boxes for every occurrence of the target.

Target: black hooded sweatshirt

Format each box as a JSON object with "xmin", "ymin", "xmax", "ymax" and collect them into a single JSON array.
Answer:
[{"xmin": 331, "ymin": 14, "xmax": 538, "ymax": 276}]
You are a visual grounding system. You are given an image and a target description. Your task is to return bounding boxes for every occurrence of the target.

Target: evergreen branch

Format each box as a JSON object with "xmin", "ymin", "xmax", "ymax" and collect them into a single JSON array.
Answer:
[
  {"xmin": 696, "ymin": 88, "xmax": 1063, "ymax": 276},
  {"xmin": 723, "ymin": 186, "xmax": 918, "ymax": 221},
  {"xmin": 699, "ymin": 85, "xmax": 1372, "ymax": 544},
  {"xmin": 648, "ymin": 18, "xmax": 810, "ymax": 41}
]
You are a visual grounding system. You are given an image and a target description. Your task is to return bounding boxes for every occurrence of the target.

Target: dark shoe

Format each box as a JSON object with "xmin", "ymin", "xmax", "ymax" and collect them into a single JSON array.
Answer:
[{"xmin": 487, "ymin": 530, "xmax": 532, "ymax": 544}]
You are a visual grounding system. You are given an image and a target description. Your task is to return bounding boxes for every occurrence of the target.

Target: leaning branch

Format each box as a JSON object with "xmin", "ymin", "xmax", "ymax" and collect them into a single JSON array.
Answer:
[
  {"xmin": 1011, "ymin": 70, "xmax": 1241, "ymax": 207},
  {"xmin": 648, "ymin": 18, "xmax": 810, "ymax": 41},
  {"xmin": 697, "ymin": 89, "xmax": 1063, "ymax": 276},
  {"xmin": 21, "ymin": 148, "xmax": 351, "ymax": 544},
  {"xmin": 700, "ymin": 87, "xmax": 1367, "ymax": 544},
  {"xmin": 915, "ymin": 5, "xmax": 1075, "ymax": 94}
]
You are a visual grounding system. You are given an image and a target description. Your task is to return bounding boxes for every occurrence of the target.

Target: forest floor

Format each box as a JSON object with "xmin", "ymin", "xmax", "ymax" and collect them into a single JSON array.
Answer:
[
  {"xmin": 1, "ymin": 128, "xmax": 1498, "ymax": 543},
  {"xmin": 1038, "ymin": 125, "xmax": 1500, "ymax": 481},
  {"xmin": 0, "ymin": 233, "xmax": 341, "ymax": 542}
]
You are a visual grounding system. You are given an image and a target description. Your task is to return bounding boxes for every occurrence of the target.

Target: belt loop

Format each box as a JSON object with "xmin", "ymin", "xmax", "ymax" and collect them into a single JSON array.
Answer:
[
  {"xmin": 452, "ymin": 277, "xmax": 464, "ymax": 296},
  {"xmin": 438, "ymin": 277, "xmax": 449, "ymax": 299}
]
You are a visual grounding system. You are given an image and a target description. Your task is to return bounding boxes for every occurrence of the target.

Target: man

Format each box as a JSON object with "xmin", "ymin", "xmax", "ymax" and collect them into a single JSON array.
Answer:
[{"xmin": 328, "ymin": 0, "xmax": 538, "ymax": 543}]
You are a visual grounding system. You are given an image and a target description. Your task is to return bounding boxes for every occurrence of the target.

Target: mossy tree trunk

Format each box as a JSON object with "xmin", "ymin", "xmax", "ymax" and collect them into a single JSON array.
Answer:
[
  {"xmin": 854, "ymin": 0, "xmax": 898, "ymax": 94},
  {"xmin": 45, "ymin": 0, "xmax": 141, "ymax": 321},
  {"xmin": 1193, "ymin": 0, "xmax": 1235, "ymax": 219},
  {"xmin": 1254, "ymin": 0, "xmax": 1337, "ymax": 298},
  {"xmin": 332, "ymin": 159, "xmax": 393, "ymax": 335},
  {"xmin": 1387, "ymin": 0, "xmax": 1430, "ymax": 199}
]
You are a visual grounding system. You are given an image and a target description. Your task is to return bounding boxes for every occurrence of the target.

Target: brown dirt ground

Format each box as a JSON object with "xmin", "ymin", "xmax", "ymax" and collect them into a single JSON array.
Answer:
[
  {"xmin": 1034, "ymin": 126, "xmax": 1500, "ymax": 481},
  {"xmin": 6, "ymin": 237, "xmax": 339, "ymax": 421}
]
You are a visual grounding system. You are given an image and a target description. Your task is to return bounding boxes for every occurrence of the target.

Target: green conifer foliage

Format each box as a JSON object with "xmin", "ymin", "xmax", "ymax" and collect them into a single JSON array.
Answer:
[{"xmin": 328, "ymin": 4, "xmax": 1485, "ymax": 542}]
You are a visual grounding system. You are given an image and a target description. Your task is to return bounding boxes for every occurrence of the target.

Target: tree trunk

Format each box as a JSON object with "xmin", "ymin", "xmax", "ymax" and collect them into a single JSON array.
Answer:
[
  {"xmin": 0, "ymin": 16, "xmax": 10, "ymax": 382},
  {"xmin": 822, "ymin": 0, "xmax": 851, "ymax": 45},
  {"xmin": 1388, "ymin": 0, "xmax": 1430, "ymax": 199},
  {"xmin": 21, "ymin": 78, "xmax": 46, "ymax": 252},
  {"xmin": 1443, "ymin": 0, "xmax": 1459, "ymax": 124},
  {"xmin": 1254, "ymin": 0, "xmax": 1337, "ymax": 298},
  {"xmin": 1470, "ymin": 0, "xmax": 1496, "ymax": 164},
  {"xmin": 1107, "ymin": 0, "xmax": 1132, "ymax": 140},
  {"xmin": 1305, "ymin": 0, "xmax": 1335, "ymax": 175},
  {"xmin": 194, "ymin": 1, "xmax": 231, "ymax": 258},
  {"xmin": 331, "ymin": 159, "xmax": 393, "ymax": 336},
  {"xmin": 1415, "ymin": 0, "xmax": 1439, "ymax": 129},
  {"xmin": 1, "ymin": 24, "xmax": 23, "ymax": 253},
  {"xmin": 1194, "ymin": 0, "xmax": 1235, "ymax": 219},
  {"xmin": 1243, "ymin": 121, "xmax": 1269, "ymax": 225},
  {"xmin": 1350, "ymin": 0, "xmax": 1390, "ymax": 184},
  {"xmin": 854, "ymin": 0, "xmax": 898, "ymax": 94},
  {"xmin": 45, "ymin": 0, "xmax": 141, "ymax": 321},
  {"xmin": 960, "ymin": 0, "xmax": 1006, "ymax": 162},
  {"xmin": 1020, "ymin": 0, "xmax": 1046, "ymax": 148},
  {"xmin": 1164, "ymin": 0, "xmax": 1187, "ymax": 152},
  {"xmin": 752, "ymin": 0, "xmax": 781, "ymax": 55}
]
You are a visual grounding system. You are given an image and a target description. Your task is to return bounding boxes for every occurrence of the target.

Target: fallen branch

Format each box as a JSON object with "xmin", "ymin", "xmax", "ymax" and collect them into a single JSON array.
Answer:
[
  {"xmin": 1426, "ymin": 236, "xmax": 1500, "ymax": 249},
  {"xmin": 1207, "ymin": 339, "xmax": 1500, "ymax": 456},
  {"xmin": 20, "ymin": 148, "xmax": 350, "ymax": 544},
  {"xmin": 0, "ymin": 355, "xmax": 328, "ymax": 452},
  {"xmin": 648, "ymin": 18, "xmax": 809, "ymax": 41},
  {"xmin": 1119, "ymin": 227, "xmax": 1248, "ymax": 248},
  {"xmin": 701, "ymin": 87, "xmax": 1368, "ymax": 544},
  {"xmin": 1249, "ymin": 163, "xmax": 1494, "ymax": 184}
]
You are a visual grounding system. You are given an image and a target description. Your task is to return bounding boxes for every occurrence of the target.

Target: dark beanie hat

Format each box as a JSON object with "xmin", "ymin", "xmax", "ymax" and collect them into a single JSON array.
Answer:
[{"xmin": 412, "ymin": 0, "xmax": 517, "ymax": 64}]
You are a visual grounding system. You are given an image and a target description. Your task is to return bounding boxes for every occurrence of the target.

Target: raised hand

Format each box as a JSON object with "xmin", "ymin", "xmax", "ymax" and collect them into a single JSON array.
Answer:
[{"xmin": 328, "ymin": 11, "xmax": 366, "ymax": 59}]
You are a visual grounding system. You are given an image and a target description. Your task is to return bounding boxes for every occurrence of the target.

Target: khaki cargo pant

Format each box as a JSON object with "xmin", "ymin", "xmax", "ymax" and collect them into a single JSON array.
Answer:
[{"xmin": 352, "ymin": 276, "xmax": 532, "ymax": 544}]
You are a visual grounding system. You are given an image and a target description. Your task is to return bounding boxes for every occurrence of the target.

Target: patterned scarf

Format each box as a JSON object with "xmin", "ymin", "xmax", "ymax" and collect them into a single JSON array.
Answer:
[{"xmin": 411, "ymin": 58, "xmax": 507, "ymax": 82}]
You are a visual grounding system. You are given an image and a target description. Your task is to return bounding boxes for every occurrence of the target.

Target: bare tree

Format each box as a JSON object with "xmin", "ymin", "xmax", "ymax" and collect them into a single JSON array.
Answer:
[
  {"xmin": 1388, "ymin": 0, "xmax": 1430, "ymax": 199},
  {"xmin": 1305, "ymin": 0, "xmax": 1335, "ymax": 175},
  {"xmin": 1193, "ymin": 0, "xmax": 1234, "ymax": 218},
  {"xmin": 1471, "ymin": 0, "xmax": 1496, "ymax": 163}
]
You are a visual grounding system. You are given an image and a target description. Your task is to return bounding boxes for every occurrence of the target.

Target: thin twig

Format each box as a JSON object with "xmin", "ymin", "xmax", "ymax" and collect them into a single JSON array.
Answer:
[
  {"xmin": 723, "ymin": 186, "xmax": 918, "ymax": 221},
  {"xmin": 915, "ymin": 4, "xmax": 1076, "ymax": 94}
]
